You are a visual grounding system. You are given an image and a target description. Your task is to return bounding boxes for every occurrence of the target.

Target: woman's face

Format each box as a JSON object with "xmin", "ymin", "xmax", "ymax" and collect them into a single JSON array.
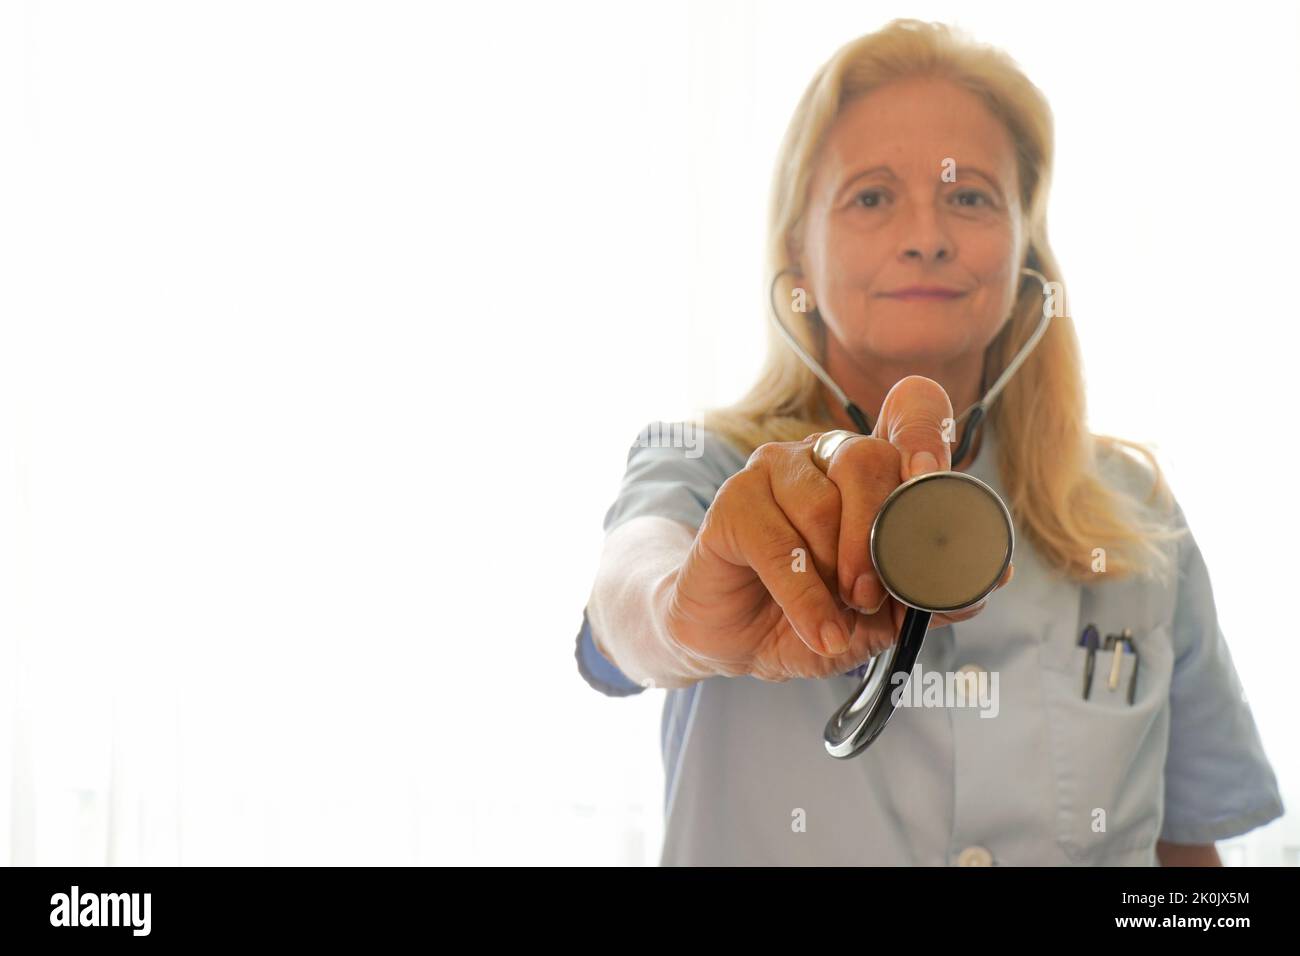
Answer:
[{"xmin": 796, "ymin": 76, "xmax": 1025, "ymax": 369}]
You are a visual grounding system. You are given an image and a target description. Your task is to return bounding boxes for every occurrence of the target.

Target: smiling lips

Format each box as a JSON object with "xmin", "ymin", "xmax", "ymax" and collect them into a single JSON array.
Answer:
[{"xmin": 881, "ymin": 286, "xmax": 967, "ymax": 301}]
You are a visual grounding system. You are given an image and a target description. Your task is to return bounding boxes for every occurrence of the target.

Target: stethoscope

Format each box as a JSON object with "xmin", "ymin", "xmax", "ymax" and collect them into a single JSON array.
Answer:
[{"xmin": 767, "ymin": 265, "xmax": 1056, "ymax": 758}]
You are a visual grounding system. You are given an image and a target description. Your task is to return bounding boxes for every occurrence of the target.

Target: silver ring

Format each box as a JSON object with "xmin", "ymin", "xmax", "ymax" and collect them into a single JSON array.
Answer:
[{"xmin": 810, "ymin": 429, "xmax": 859, "ymax": 473}]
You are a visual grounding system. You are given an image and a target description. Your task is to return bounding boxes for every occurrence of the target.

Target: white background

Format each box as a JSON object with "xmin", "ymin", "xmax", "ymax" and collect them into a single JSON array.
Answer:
[{"xmin": 0, "ymin": 0, "xmax": 1297, "ymax": 865}]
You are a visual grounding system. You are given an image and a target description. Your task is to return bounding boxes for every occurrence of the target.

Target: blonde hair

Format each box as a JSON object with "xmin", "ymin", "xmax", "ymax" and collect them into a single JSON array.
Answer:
[{"xmin": 696, "ymin": 18, "xmax": 1184, "ymax": 582}]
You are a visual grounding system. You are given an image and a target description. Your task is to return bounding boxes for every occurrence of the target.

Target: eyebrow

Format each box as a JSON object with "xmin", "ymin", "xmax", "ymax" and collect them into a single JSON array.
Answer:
[{"xmin": 838, "ymin": 164, "xmax": 1007, "ymax": 202}]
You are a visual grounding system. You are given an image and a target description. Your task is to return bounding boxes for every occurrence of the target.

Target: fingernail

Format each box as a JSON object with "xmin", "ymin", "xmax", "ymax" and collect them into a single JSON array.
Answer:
[
  {"xmin": 852, "ymin": 573, "xmax": 878, "ymax": 610},
  {"xmin": 820, "ymin": 620, "xmax": 848, "ymax": 655},
  {"xmin": 910, "ymin": 450, "xmax": 939, "ymax": 478}
]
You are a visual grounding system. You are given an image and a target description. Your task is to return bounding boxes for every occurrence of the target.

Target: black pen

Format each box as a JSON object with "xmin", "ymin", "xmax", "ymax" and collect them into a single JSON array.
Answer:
[{"xmin": 1079, "ymin": 624, "xmax": 1100, "ymax": 700}]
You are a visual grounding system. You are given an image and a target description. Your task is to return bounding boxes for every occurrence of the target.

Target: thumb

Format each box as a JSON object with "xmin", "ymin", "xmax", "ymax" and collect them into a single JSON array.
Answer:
[{"xmin": 872, "ymin": 375, "xmax": 955, "ymax": 482}]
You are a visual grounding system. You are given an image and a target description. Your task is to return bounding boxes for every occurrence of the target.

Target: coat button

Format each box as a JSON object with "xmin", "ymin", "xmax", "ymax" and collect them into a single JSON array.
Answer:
[{"xmin": 957, "ymin": 845, "xmax": 993, "ymax": 866}]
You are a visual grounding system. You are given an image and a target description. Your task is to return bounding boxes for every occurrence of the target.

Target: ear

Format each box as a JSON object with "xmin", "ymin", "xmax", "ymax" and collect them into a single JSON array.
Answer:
[
  {"xmin": 784, "ymin": 256, "xmax": 817, "ymax": 314},
  {"xmin": 784, "ymin": 224, "xmax": 808, "ymax": 277},
  {"xmin": 788, "ymin": 274, "xmax": 817, "ymax": 315}
]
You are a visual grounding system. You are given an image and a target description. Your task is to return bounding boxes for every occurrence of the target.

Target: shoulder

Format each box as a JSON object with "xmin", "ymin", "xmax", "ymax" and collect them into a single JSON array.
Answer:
[
  {"xmin": 620, "ymin": 420, "xmax": 750, "ymax": 485},
  {"xmin": 1079, "ymin": 436, "xmax": 1196, "ymax": 632},
  {"xmin": 603, "ymin": 420, "xmax": 750, "ymax": 534},
  {"xmin": 1092, "ymin": 435, "xmax": 1179, "ymax": 528}
]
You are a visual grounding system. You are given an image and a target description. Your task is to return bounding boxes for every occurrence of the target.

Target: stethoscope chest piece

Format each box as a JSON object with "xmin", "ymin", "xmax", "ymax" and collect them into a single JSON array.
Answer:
[
  {"xmin": 871, "ymin": 471, "xmax": 1014, "ymax": 613},
  {"xmin": 824, "ymin": 471, "xmax": 1013, "ymax": 759}
]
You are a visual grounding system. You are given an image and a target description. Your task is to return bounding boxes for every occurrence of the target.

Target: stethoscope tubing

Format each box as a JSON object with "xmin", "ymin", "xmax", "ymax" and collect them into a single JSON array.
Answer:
[
  {"xmin": 824, "ymin": 605, "xmax": 931, "ymax": 759},
  {"xmin": 766, "ymin": 266, "xmax": 1053, "ymax": 466},
  {"xmin": 764, "ymin": 265, "xmax": 1052, "ymax": 758}
]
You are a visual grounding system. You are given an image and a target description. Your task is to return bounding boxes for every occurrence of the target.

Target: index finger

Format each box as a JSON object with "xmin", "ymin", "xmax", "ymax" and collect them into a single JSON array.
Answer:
[{"xmin": 873, "ymin": 375, "xmax": 955, "ymax": 482}]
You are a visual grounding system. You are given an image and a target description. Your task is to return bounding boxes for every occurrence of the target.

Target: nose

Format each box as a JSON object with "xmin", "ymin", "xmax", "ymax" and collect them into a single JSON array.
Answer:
[{"xmin": 897, "ymin": 201, "xmax": 954, "ymax": 264}]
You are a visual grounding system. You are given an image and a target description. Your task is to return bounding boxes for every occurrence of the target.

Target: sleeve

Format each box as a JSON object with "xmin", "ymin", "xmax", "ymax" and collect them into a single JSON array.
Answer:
[
  {"xmin": 575, "ymin": 421, "xmax": 745, "ymax": 698},
  {"xmin": 600, "ymin": 421, "xmax": 741, "ymax": 536},
  {"xmin": 1159, "ymin": 503, "xmax": 1286, "ymax": 844},
  {"xmin": 574, "ymin": 606, "xmax": 646, "ymax": 697}
]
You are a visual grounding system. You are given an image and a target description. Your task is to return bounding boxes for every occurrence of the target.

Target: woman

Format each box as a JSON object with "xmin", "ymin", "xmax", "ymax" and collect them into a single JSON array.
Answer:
[{"xmin": 575, "ymin": 19, "xmax": 1283, "ymax": 865}]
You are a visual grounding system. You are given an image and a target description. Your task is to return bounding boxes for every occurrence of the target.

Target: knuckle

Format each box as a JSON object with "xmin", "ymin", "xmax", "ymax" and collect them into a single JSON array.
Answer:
[
  {"xmin": 718, "ymin": 465, "xmax": 765, "ymax": 504},
  {"xmin": 799, "ymin": 480, "xmax": 841, "ymax": 529},
  {"xmin": 829, "ymin": 436, "xmax": 901, "ymax": 476},
  {"xmin": 746, "ymin": 440, "xmax": 791, "ymax": 470}
]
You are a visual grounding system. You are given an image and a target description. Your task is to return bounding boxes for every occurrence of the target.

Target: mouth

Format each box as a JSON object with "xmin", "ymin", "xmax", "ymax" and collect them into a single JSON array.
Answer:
[{"xmin": 879, "ymin": 286, "xmax": 967, "ymax": 301}]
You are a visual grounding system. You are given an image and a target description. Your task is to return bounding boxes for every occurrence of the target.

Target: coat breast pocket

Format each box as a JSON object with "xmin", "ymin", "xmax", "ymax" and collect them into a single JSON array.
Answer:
[{"xmin": 1039, "ymin": 622, "xmax": 1175, "ymax": 862}]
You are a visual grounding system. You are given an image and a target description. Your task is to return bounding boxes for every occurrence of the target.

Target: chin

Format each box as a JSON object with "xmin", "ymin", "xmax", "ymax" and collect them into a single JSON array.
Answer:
[{"xmin": 857, "ymin": 328, "xmax": 969, "ymax": 366}]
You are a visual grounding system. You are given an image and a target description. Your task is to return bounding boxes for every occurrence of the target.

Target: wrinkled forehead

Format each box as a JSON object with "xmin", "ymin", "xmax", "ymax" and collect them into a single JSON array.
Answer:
[{"xmin": 812, "ymin": 79, "xmax": 1020, "ymax": 198}]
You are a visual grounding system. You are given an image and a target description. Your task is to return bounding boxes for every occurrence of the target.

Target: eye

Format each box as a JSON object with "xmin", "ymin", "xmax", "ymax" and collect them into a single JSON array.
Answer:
[
  {"xmin": 854, "ymin": 189, "xmax": 888, "ymax": 208},
  {"xmin": 952, "ymin": 189, "xmax": 992, "ymax": 208}
]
